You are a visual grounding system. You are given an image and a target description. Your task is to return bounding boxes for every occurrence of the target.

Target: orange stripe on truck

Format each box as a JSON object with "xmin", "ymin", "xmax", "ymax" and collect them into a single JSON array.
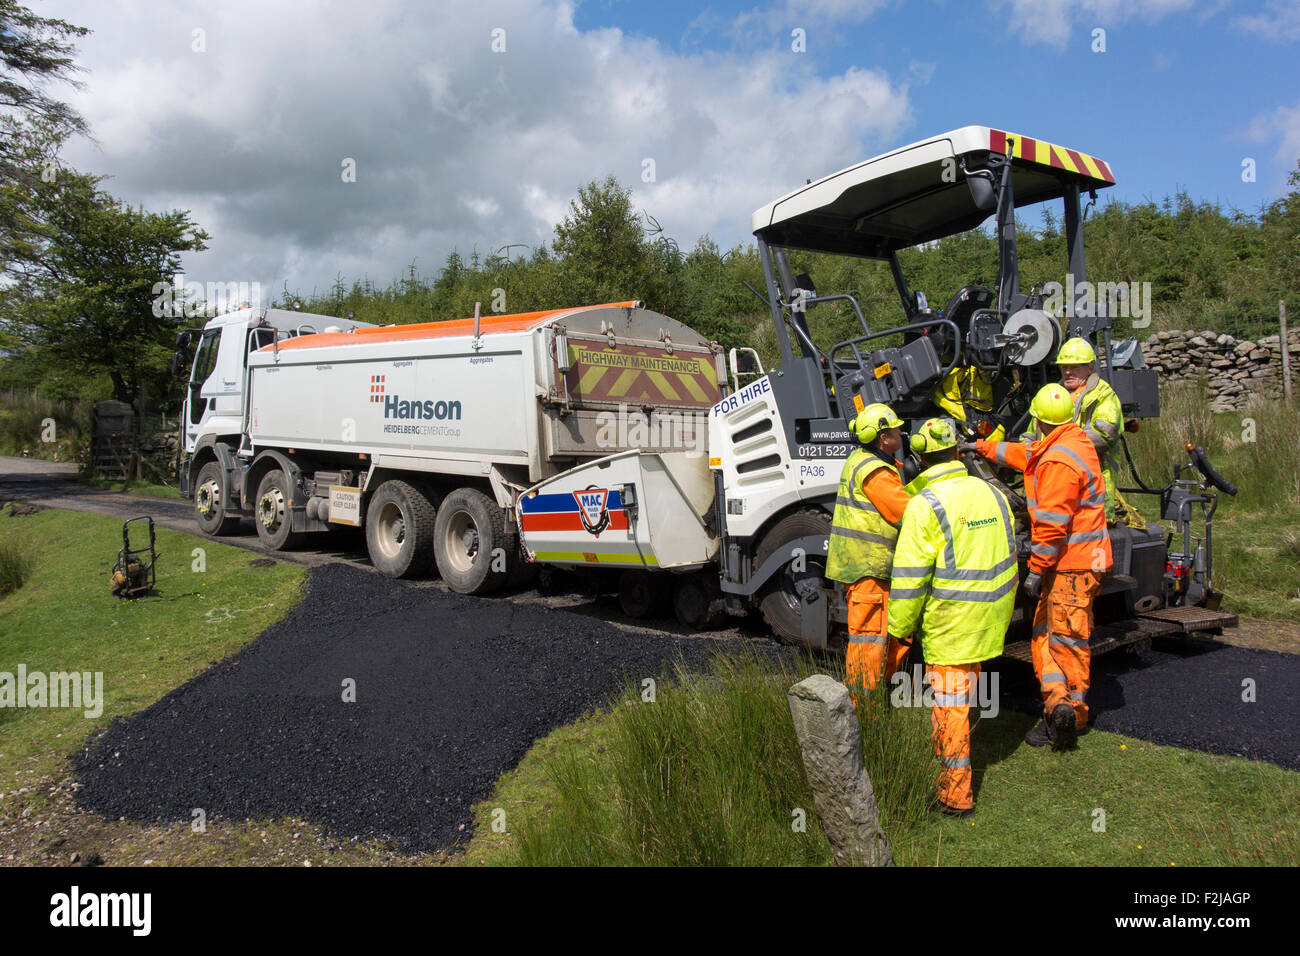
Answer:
[{"xmin": 262, "ymin": 301, "xmax": 642, "ymax": 351}]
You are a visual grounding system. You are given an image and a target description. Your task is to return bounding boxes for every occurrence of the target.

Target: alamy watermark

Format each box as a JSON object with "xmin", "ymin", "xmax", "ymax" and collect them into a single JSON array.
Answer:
[
  {"xmin": 889, "ymin": 665, "xmax": 1000, "ymax": 718},
  {"xmin": 0, "ymin": 666, "xmax": 103, "ymax": 718},
  {"xmin": 151, "ymin": 272, "xmax": 263, "ymax": 319},
  {"xmin": 595, "ymin": 402, "xmax": 707, "ymax": 456},
  {"xmin": 1042, "ymin": 274, "xmax": 1151, "ymax": 328}
]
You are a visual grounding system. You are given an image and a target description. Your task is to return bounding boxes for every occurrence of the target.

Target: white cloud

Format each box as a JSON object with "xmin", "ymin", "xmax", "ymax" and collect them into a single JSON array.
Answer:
[
  {"xmin": 1243, "ymin": 102, "xmax": 1300, "ymax": 184},
  {"xmin": 1233, "ymin": 0, "xmax": 1300, "ymax": 41},
  {"xmin": 990, "ymin": 0, "xmax": 1197, "ymax": 48},
  {"xmin": 53, "ymin": 0, "xmax": 913, "ymax": 299},
  {"xmin": 784, "ymin": 0, "xmax": 893, "ymax": 25}
]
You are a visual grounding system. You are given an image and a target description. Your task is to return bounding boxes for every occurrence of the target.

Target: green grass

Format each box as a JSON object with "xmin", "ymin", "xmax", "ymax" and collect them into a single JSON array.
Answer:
[
  {"xmin": 82, "ymin": 477, "xmax": 181, "ymax": 499},
  {"xmin": 0, "ymin": 391, "xmax": 89, "ymax": 464},
  {"xmin": 463, "ymin": 653, "xmax": 1299, "ymax": 867},
  {"xmin": 466, "ymin": 651, "xmax": 936, "ymax": 866},
  {"xmin": 1119, "ymin": 385, "xmax": 1300, "ymax": 620},
  {"xmin": 0, "ymin": 505, "xmax": 305, "ymax": 797},
  {"xmin": 0, "ymin": 538, "xmax": 34, "ymax": 598},
  {"xmin": 1201, "ymin": 507, "xmax": 1300, "ymax": 621}
]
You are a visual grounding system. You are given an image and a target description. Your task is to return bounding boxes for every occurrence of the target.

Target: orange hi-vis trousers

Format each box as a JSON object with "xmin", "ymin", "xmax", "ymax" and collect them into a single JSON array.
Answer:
[
  {"xmin": 927, "ymin": 664, "xmax": 980, "ymax": 811},
  {"xmin": 846, "ymin": 576, "xmax": 910, "ymax": 693},
  {"xmin": 1032, "ymin": 569, "xmax": 1105, "ymax": 730}
]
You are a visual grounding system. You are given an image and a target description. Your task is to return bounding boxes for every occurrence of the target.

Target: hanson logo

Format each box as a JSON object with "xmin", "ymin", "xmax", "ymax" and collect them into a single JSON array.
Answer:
[{"xmin": 381, "ymin": 395, "xmax": 463, "ymax": 420}]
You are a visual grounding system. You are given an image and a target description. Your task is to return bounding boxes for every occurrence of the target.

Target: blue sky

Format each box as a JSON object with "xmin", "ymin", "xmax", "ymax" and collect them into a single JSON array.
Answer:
[
  {"xmin": 51, "ymin": 0, "xmax": 1299, "ymax": 297},
  {"xmin": 572, "ymin": 0, "xmax": 1297, "ymax": 213}
]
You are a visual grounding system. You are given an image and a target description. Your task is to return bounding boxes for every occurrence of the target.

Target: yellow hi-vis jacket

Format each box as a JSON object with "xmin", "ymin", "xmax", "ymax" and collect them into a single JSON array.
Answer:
[
  {"xmin": 887, "ymin": 463, "xmax": 1017, "ymax": 666},
  {"xmin": 825, "ymin": 447, "xmax": 899, "ymax": 583}
]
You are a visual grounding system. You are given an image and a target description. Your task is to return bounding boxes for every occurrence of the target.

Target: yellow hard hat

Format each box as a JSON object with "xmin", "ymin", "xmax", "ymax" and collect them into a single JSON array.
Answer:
[
  {"xmin": 1056, "ymin": 337, "xmax": 1097, "ymax": 365},
  {"xmin": 909, "ymin": 417, "xmax": 960, "ymax": 454},
  {"xmin": 849, "ymin": 403, "xmax": 903, "ymax": 445},
  {"xmin": 1030, "ymin": 383, "xmax": 1075, "ymax": 426}
]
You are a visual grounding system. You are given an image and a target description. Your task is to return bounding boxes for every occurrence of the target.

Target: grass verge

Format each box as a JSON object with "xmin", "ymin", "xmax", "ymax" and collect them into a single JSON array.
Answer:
[
  {"xmin": 463, "ymin": 652, "xmax": 1299, "ymax": 866},
  {"xmin": 81, "ymin": 477, "xmax": 181, "ymax": 499}
]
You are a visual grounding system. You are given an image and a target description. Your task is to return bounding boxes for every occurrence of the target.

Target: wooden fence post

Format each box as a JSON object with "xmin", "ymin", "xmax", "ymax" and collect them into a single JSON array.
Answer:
[{"xmin": 1282, "ymin": 300, "xmax": 1293, "ymax": 405}]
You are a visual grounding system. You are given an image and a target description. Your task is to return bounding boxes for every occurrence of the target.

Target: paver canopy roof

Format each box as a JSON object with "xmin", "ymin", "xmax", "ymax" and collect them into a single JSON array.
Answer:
[{"xmin": 751, "ymin": 126, "xmax": 1115, "ymax": 257}]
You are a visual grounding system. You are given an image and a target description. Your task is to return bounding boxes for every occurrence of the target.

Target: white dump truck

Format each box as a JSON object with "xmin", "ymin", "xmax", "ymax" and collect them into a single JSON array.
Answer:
[{"xmin": 176, "ymin": 300, "xmax": 727, "ymax": 596}]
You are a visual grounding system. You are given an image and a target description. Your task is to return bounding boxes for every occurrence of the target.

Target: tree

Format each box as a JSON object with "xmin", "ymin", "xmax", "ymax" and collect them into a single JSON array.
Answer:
[
  {"xmin": 0, "ymin": 0, "xmax": 90, "ymax": 272},
  {"xmin": 2, "ymin": 172, "xmax": 209, "ymax": 407},
  {"xmin": 552, "ymin": 175, "xmax": 672, "ymax": 310}
]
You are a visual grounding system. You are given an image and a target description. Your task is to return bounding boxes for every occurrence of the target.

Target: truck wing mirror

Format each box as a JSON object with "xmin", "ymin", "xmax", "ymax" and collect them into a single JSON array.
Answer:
[
  {"xmin": 171, "ymin": 350, "xmax": 187, "ymax": 377},
  {"xmin": 966, "ymin": 172, "xmax": 997, "ymax": 211}
]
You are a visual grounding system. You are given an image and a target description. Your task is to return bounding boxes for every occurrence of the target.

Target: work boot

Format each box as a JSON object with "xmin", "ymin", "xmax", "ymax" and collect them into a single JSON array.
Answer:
[
  {"xmin": 1049, "ymin": 703, "xmax": 1077, "ymax": 751},
  {"xmin": 1024, "ymin": 718, "xmax": 1052, "ymax": 747},
  {"xmin": 930, "ymin": 797, "xmax": 974, "ymax": 819}
]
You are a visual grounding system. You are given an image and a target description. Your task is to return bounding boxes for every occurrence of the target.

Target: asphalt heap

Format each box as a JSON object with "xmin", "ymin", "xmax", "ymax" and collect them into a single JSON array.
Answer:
[{"xmin": 73, "ymin": 564, "xmax": 736, "ymax": 854}]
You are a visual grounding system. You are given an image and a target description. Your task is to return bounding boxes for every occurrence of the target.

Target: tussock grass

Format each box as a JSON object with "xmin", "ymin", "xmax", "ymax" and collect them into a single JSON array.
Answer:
[
  {"xmin": 0, "ymin": 390, "xmax": 90, "ymax": 463},
  {"xmin": 0, "ymin": 537, "xmax": 34, "ymax": 598},
  {"xmin": 507, "ymin": 649, "xmax": 937, "ymax": 866},
  {"xmin": 471, "ymin": 671, "xmax": 1300, "ymax": 867},
  {"xmin": 1123, "ymin": 383, "xmax": 1300, "ymax": 511}
]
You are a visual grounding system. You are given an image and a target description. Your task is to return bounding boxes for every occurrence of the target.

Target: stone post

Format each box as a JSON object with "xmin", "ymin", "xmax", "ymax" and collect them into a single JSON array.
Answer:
[{"xmin": 787, "ymin": 674, "xmax": 893, "ymax": 867}]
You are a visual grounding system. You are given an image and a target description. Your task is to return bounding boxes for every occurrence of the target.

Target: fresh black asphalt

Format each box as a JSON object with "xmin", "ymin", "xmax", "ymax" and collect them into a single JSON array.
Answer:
[
  {"xmin": 1086, "ymin": 641, "xmax": 1299, "ymax": 770},
  {"xmin": 73, "ymin": 563, "xmax": 766, "ymax": 853}
]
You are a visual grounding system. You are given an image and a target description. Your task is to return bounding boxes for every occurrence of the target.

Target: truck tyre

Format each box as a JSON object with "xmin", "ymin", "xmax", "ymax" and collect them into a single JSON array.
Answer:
[
  {"xmin": 365, "ymin": 479, "xmax": 437, "ymax": 579},
  {"xmin": 254, "ymin": 469, "xmax": 304, "ymax": 551},
  {"xmin": 194, "ymin": 460, "xmax": 242, "ymax": 536},
  {"xmin": 434, "ymin": 488, "xmax": 511, "ymax": 595},
  {"xmin": 753, "ymin": 509, "xmax": 831, "ymax": 645},
  {"xmin": 673, "ymin": 572, "xmax": 727, "ymax": 630},
  {"xmin": 619, "ymin": 570, "xmax": 669, "ymax": 619}
]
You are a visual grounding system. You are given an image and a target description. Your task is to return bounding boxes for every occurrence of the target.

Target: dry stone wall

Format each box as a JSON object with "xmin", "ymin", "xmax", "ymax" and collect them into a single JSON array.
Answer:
[{"xmin": 1140, "ymin": 328, "xmax": 1300, "ymax": 412}]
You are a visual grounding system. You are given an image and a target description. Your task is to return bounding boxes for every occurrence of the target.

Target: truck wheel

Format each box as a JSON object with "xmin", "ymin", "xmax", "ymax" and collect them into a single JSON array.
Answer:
[
  {"xmin": 434, "ymin": 488, "xmax": 511, "ymax": 595},
  {"xmin": 365, "ymin": 479, "xmax": 437, "ymax": 578},
  {"xmin": 673, "ymin": 573, "xmax": 727, "ymax": 630},
  {"xmin": 753, "ymin": 509, "xmax": 831, "ymax": 645},
  {"xmin": 194, "ymin": 460, "xmax": 242, "ymax": 536},
  {"xmin": 254, "ymin": 468, "xmax": 304, "ymax": 551},
  {"xmin": 619, "ymin": 570, "xmax": 669, "ymax": 619}
]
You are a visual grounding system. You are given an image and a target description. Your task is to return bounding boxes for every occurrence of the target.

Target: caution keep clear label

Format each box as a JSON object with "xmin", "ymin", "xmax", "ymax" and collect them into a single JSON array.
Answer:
[
  {"xmin": 566, "ymin": 344, "xmax": 720, "ymax": 408},
  {"xmin": 329, "ymin": 486, "xmax": 361, "ymax": 526}
]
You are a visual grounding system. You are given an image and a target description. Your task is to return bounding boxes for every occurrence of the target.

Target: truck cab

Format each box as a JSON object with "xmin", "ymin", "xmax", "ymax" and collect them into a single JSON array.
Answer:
[{"xmin": 176, "ymin": 308, "xmax": 373, "ymax": 498}]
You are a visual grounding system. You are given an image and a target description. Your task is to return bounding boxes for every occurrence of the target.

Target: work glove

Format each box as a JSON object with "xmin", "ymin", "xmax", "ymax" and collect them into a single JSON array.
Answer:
[
  {"xmin": 955, "ymin": 442, "xmax": 980, "ymax": 455},
  {"xmin": 1022, "ymin": 571, "xmax": 1043, "ymax": 599}
]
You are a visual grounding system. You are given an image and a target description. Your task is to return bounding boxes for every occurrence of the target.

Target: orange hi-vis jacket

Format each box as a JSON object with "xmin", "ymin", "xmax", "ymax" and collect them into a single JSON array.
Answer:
[{"xmin": 977, "ymin": 422, "xmax": 1113, "ymax": 575}]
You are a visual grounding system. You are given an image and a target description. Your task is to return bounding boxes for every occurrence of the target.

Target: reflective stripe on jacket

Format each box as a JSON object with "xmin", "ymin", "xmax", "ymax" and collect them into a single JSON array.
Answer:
[
  {"xmin": 886, "ymin": 463, "xmax": 1017, "ymax": 666},
  {"xmin": 1022, "ymin": 374, "xmax": 1124, "ymax": 518},
  {"xmin": 825, "ymin": 448, "xmax": 900, "ymax": 582},
  {"xmin": 979, "ymin": 422, "xmax": 1113, "ymax": 574}
]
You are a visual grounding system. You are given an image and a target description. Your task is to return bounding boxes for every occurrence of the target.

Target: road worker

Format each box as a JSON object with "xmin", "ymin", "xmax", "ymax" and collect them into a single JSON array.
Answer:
[
  {"xmin": 1022, "ymin": 337, "xmax": 1143, "ymax": 528},
  {"xmin": 825, "ymin": 403, "xmax": 913, "ymax": 694},
  {"xmin": 963, "ymin": 383, "xmax": 1113, "ymax": 750},
  {"xmin": 932, "ymin": 364, "xmax": 1005, "ymax": 443},
  {"xmin": 887, "ymin": 417, "xmax": 1017, "ymax": 817}
]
